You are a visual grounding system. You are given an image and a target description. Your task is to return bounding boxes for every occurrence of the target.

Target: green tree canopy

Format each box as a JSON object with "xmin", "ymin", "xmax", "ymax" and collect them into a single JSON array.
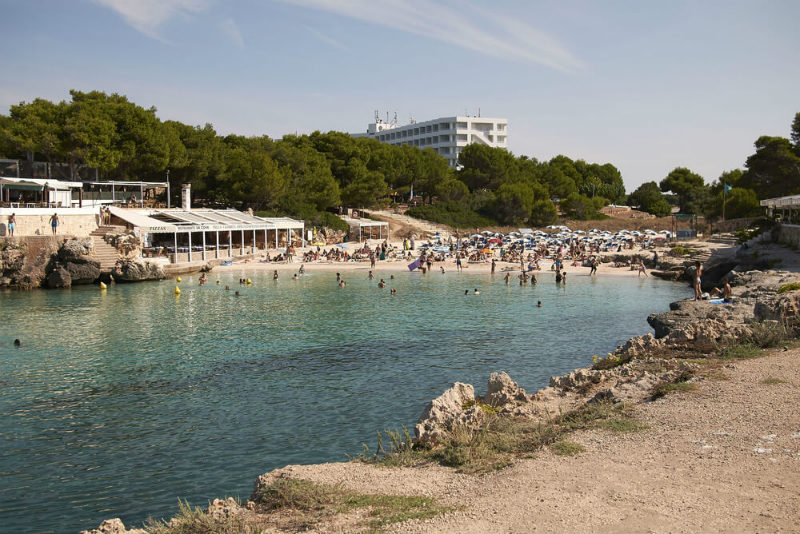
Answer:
[
  {"xmin": 740, "ymin": 136, "xmax": 800, "ymax": 199},
  {"xmin": 627, "ymin": 181, "xmax": 672, "ymax": 217},
  {"xmin": 659, "ymin": 167, "xmax": 709, "ymax": 214}
]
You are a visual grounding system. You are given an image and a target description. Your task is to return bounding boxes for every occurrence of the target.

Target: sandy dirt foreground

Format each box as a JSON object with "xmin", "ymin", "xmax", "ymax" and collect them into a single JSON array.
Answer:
[{"xmin": 271, "ymin": 346, "xmax": 800, "ymax": 533}]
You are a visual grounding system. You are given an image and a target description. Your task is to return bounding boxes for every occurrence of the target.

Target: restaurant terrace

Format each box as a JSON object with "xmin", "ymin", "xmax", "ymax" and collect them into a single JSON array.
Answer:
[{"xmin": 110, "ymin": 207, "xmax": 305, "ymax": 263}]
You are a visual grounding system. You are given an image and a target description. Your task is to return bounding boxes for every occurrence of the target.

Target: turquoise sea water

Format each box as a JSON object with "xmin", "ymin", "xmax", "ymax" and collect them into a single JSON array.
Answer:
[{"xmin": 0, "ymin": 269, "xmax": 689, "ymax": 533}]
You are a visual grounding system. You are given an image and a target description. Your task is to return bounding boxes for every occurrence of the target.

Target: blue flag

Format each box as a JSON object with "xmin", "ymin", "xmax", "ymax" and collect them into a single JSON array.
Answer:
[{"xmin": 724, "ymin": 183, "xmax": 732, "ymax": 193}]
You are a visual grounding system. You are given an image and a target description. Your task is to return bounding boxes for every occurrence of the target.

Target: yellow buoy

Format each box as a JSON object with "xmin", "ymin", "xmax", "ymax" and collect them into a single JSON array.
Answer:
[
  {"xmin": 176, "ymin": 276, "xmax": 182, "ymax": 283},
  {"xmin": 99, "ymin": 281, "xmax": 107, "ymax": 289},
  {"xmin": 246, "ymin": 278, "xmax": 252, "ymax": 285},
  {"xmin": 216, "ymin": 280, "xmax": 220, "ymax": 285},
  {"xmin": 174, "ymin": 286, "xmax": 181, "ymax": 295}
]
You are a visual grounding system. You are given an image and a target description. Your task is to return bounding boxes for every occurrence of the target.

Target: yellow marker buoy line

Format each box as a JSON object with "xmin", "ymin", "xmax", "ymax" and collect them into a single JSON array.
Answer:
[
  {"xmin": 174, "ymin": 286, "xmax": 181, "ymax": 295},
  {"xmin": 99, "ymin": 281, "xmax": 107, "ymax": 289}
]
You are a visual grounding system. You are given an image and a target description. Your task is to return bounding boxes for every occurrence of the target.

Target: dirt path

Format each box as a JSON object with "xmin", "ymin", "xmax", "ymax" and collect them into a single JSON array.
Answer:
[
  {"xmin": 271, "ymin": 346, "xmax": 800, "ymax": 533},
  {"xmin": 367, "ymin": 210, "xmax": 455, "ymax": 240}
]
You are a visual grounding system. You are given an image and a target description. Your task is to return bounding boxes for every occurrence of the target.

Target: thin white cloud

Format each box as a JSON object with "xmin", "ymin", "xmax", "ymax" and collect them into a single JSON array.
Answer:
[
  {"xmin": 93, "ymin": 0, "xmax": 209, "ymax": 40},
  {"xmin": 304, "ymin": 25, "xmax": 348, "ymax": 50},
  {"xmin": 282, "ymin": 0, "xmax": 582, "ymax": 72},
  {"xmin": 221, "ymin": 18, "xmax": 246, "ymax": 48}
]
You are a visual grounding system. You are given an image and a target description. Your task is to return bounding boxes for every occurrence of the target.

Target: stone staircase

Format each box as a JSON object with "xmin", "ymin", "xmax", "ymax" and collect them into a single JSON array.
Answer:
[{"xmin": 90, "ymin": 226, "xmax": 124, "ymax": 272}]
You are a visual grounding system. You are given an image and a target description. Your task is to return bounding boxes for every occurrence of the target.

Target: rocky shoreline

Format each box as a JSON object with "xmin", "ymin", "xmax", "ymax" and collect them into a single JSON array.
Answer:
[
  {"xmin": 1, "ymin": 234, "xmax": 165, "ymax": 289},
  {"xmin": 76, "ymin": 242, "xmax": 800, "ymax": 533}
]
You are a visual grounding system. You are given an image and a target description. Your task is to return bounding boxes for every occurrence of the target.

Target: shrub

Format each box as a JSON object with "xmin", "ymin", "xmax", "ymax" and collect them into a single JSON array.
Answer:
[
  {"xmin": 407, "ymin": 202, "xmax": 497, "ymax": 228},
  {"xmin": 748, "ymin": 321, "xmax": 787, "ymax": 348}
]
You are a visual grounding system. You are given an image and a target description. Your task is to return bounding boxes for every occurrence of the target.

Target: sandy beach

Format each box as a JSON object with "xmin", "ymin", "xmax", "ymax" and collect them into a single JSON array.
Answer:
[{"xmin": 206, "ymin": 239, "xmax": 669, "ymax": 280}]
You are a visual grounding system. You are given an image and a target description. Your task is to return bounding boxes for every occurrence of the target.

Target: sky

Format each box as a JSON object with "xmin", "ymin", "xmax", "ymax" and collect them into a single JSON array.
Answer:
[{"xmin": 2, "ymin": 0, "xmax": 798, "ymax": 192}]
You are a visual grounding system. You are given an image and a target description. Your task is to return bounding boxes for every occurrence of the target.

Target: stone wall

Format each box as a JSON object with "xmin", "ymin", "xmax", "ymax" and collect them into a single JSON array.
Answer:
[
  {"xmin": 777, "ymin": 224, "xmax": 800, "ymax": 248},
  {"xmin": 0, "ymin": 210, "xmax": 99, "ymax": 238}
]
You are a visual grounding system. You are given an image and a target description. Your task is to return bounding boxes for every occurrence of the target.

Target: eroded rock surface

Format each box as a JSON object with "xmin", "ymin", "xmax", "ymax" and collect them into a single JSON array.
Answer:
[{"xmin": 111, "ymin": 258, "xmax": 165, "ymax": 282}]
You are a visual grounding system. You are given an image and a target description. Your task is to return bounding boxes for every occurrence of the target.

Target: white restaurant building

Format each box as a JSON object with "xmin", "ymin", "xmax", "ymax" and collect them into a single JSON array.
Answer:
[{"xmin": 351, "ymin": 114, "xmax": 508, "ymax": 168}]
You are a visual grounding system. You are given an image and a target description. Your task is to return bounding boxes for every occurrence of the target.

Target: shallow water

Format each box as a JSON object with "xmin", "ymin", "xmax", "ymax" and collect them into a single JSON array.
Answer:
[{"xmin": 0, "ymin": 269, "xmax": 689, "ymax": 533}]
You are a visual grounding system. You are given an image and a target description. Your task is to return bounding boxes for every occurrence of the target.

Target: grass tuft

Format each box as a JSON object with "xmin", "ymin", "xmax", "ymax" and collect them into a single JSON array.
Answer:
[
  {"xmin": 777, "ymin": 282, "xmax": 800, "ymax": 294},
  {"xmin": 250, "ymin": 477, "xmax": 449, "ymax": 532},
  {"xmin": 146, "ymin": 499, "xmax": 264, "ymax": 534},
  {"xmin": 550, "ymin": 440, "xmax": 585, "ymax": 456},
  {"xmin": 718, "ymin": 343, "xmax": 761, "ymax": 360},
  {"xmin": 760, "ymin": 377, "xmax": 788, "ymax": 385}
]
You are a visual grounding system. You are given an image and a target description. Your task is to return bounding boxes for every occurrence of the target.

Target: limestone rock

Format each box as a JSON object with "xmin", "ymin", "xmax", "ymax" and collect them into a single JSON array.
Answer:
[
  {"xmin": 79, "ymin": 518, "xmax": 147, "ymax": 534},
  {"xmin": 414, "ymin": 382, "xmax": 475, "ymax": 442},
  {"xmin": 46, "ymin": 266, "xmax": 71, "ymax": 288},
  {"xmin": 485, "ymin": 371, "xmax": 528, "ymax": 405},
  {"xmin": 112, "ymin": 258, "xmax": 166, "ymax": 282},
  {"xmin": 58, "ymin": 238, "xmax": 93, "ymax": 261},
  {"xmin": 64, "ymin": 258, "xmax": 101, "ymax": 285},
  {"xmin": 549, "ymin": 368, "xmax": 601, "ymax": 391},
  {"xmin": 206, "ymin": 497, "xmax": 243, "ymax": 521}
]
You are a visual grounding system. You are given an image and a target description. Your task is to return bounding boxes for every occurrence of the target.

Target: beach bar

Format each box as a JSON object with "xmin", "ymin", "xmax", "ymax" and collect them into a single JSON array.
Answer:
[
  {"xmin": 761, "ymin": 194, "xmax": 800, "ymax": 224},
  {"xmin": 110, "ymin": 207, "xmax": 305, "ymax": 263},
  {"xmin": 344, "ymin": 218, "xmax": 389, "ymax": 242}
]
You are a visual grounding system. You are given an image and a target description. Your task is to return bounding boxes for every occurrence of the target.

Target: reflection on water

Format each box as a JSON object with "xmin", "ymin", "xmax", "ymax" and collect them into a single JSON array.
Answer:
[{"xmin": 0, "ymin": 271, "xmax": 689, "ymax": 533}]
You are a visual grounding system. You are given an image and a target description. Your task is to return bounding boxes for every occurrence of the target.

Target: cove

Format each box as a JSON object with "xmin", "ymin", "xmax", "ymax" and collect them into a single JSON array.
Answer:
[{"xmin": 0, "ymin": 271, "xmax": 689, "ymax": 534}]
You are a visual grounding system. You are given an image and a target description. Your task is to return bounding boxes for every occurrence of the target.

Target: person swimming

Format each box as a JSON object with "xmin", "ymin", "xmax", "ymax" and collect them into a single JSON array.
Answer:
[
  {"xmin": 378, "ymin": 279, "xmax": 386, "ymax": 288},
  {"xmin": 473, "ymin": 288, "xmax": 480, "ymax": 294},
  {"xmin": 537, "ymin": 300, "xmax": 542, "ymax": 307}
]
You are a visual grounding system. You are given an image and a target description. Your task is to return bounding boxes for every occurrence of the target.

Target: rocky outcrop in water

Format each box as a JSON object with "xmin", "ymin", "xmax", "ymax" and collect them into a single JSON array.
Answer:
[
  {"xmin": 111, "ymin": 258, "xmax": 165, "ymax": 282},
  {"xmin": 45, "ymin": 238, "xmax": 101, "ymax": 288}
]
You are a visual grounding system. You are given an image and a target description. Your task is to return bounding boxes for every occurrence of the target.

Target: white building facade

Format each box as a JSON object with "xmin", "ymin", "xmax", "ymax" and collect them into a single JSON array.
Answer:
[{"xmin": 352, "ymin": 115, "xmax": 508, "ymax": 168}]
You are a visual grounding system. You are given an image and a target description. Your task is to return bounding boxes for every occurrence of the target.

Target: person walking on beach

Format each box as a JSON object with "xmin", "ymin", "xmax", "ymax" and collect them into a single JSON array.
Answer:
[
  {"xmin": 589, "ymin": 257, "xmax": 598, "ymax": 275},
  {"xmin": 7, "ymin": 213, "xmax": 15, "ymax": 236},
  {"xmin": 49, "ymin": 212, "xmax": 59, "ymax": 234},
  {"xmin": 638, "ymin": 259, "xmax": 648, "ymax": 278},
  {"xmin": 491, "ymin": 258, "xmax": 496, "ymax": 273},
  {"xmin": 456, "ymin": 255, "xmax": 463, "ymax": 272},
  {"xmin": 693, "ymin": 261, "xmax": 703, "ymax": 301}
]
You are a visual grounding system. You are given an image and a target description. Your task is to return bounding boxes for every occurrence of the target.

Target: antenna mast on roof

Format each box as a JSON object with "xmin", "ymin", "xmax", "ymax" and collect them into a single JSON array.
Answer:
[
  {"xmin": 374, "ymin": 110, "xmax": 379, "ymax": 123},
  {"xmin": 391, "ymin": 112, "xmax": 398, "ymax": 126}
]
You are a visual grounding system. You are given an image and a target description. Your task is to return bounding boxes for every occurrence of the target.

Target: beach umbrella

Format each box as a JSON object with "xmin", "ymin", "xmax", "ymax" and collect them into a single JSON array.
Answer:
[
  {"xmin": 481, "ymin": 230, "xmax": 493, "ymax": 235},
  {"xmin": 487, "ymin": 238, "xmax": 502, "ymax": 244}
]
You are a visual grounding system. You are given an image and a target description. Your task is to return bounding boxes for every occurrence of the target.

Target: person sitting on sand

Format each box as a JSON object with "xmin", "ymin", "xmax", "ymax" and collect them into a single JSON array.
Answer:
[{"xmin": 722, "ymin": 280, "xmax": 732, "ymax": 302}]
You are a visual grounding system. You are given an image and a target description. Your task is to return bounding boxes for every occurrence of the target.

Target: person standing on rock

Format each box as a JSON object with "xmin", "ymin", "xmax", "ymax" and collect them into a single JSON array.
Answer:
[
  {"xmin": 49, "ymin": 212, "xmax": 59, "ymax": 235},
  {"xmin": 693, "ymin": 260, "xmax": 703, "ymax": 301},
  {"xmin": 7, "ymin": 213, "xmax": 15, "ymax": 236}
]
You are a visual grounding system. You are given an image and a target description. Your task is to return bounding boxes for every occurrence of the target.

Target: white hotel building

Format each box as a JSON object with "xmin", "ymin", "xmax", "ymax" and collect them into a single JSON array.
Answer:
[{"xmin": 351, "ymin": 115, "xmax": 508, "ymax": 168}]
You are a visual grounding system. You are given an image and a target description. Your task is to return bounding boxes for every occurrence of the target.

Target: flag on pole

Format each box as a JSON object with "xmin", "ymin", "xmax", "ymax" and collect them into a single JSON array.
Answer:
[{"xmin": 724, "ymin": 183, "xmax": 732, "ymax": 193}]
